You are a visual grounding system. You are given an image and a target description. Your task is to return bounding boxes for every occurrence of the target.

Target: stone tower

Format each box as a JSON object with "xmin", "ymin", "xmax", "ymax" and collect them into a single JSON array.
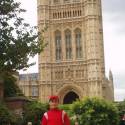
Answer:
[{"xmin": 37, "ymin": 0, "xmax": 114, "ymax": 103}]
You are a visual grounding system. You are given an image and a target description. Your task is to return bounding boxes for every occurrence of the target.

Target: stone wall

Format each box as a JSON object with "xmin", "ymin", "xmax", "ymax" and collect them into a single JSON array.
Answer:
[{"xmin": 5, "ymin": 97, "xmax": 29, "ymax": 116}]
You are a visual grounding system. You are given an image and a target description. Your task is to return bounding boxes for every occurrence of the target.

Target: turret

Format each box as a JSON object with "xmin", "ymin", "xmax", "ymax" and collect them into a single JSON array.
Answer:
[
  {"xmin": 109, "ymin": 70, "xmax": 113, "ymax": 83},
  {"xmin": 37, "ymin": 0, "xmax": 51, "ymax": 99},
  {"xmin": 84, "ymin": 0, "xmax": 105, "ymax": 97},
  {"xmin": 108, "ymin": 70, "xmax": 114, "ymax": 101}
]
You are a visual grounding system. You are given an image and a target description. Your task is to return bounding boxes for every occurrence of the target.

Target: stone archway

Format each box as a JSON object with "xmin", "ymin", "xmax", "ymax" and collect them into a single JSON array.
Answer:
[
  {"xmin": 63, "ymin": 91, "xmax": 79, "ymax": 104},
  {"xmin": 57, "ymin": 84, "xmax": 84, "ymax": 104}
]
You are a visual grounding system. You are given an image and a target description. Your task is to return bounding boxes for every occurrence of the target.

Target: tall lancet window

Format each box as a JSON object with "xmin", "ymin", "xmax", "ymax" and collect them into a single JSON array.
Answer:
[
  {"xmin": 55, "ymin": 31, "xmax": 62, "ymax": 61},
  {"xmin": 65, "ymin": 29, "xmax": 72, "ymax": 59},
  {"xmin": 75, "ymin": 29, "xmax": 82, "ymax": 59}
]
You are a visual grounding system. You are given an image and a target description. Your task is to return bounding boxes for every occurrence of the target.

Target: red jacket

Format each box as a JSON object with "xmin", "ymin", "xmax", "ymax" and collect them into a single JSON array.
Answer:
[{"xmin": 41, "ymin": 108, "xmax": 70, "ymax": 125}]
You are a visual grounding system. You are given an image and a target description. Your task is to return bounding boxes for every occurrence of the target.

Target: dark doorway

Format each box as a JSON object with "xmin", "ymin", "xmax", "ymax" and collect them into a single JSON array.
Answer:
[{"xmin": 63, "ymin": 91, "xmax": 79, "ymax": 104}]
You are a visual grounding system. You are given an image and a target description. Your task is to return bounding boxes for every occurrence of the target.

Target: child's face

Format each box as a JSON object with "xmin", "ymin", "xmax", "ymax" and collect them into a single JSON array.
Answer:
[{"xmin": 49, "ymin": 99, "xmax": 59, "ymax": 109}]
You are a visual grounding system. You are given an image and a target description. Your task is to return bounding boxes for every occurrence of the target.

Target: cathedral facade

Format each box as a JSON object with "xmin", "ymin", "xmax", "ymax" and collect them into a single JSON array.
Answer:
[
  {"xmin": 37, "ymin": 0, "xmax": 114, "ymax": 103},
  {"xmin": 18, "ymin": 0, "xmax": 114, "ymax": 103}
]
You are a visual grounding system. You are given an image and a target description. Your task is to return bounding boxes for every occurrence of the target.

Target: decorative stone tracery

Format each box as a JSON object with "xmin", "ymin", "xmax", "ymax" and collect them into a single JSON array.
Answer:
[
  {"xmin": 36, "ymin": 0, "xmax": 114, "ymax": 103},
  {"xmin": 57, "ymin": 84, "xmax": 84, "ymax": 103}
]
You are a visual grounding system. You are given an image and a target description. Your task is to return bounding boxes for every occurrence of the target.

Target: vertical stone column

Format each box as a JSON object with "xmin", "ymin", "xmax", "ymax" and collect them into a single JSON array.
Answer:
[
  {"xmin": 82, "ymin": 22, "xmax": 86, "ymax": 60},
  {"xmin": 37, "ymin": 0, "xmax": 50, "ymax": 65},
  {"xmin": 98, "ymin": 0, "xmax": 105, "ymax": 78},
  {"xmin": 62, "ymin": 27, "xmax": 66, "ymax": 61},
  {"xmin": 72, "ymin": 27, "xmax": 76, "ymax": 61},
  {"xmin": 84, "ymin": 0, "xmax": 104, "ymax": 97},
  {"xmin": 37, "ymin": 0, "xmax": 52, "ymax": 102},
  {"xmin": 52, "ymin": 29, "xmax": 55, "ymax": 62}
]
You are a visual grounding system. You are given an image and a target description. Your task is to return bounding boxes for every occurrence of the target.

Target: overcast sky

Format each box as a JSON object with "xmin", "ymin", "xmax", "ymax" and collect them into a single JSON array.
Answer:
[{"xmin": 18, "ymin": 0, "xmax": 125, "ymax": 101}]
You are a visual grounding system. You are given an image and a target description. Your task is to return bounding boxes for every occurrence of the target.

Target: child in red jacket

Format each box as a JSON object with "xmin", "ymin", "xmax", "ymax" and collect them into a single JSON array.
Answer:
[{"xmin": 40, "ymin": 96, "xmax": 70, "ymax": 125}]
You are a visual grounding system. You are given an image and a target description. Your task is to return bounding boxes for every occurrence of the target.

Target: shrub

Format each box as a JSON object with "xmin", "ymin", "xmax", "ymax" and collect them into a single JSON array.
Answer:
[
  {"xmin": 22, "ymin": 101, "xmax": 48, "ymax": 125},
  {"xmin": 116, "ymin": 100, "xmax": 125, "ymax": 125},
  {"xmin": 72, "ymin": 97, "xmax": 119, "ymax": 125},
  {"xmin": 59, "ymin": 104, "xmax": 76, "ymax": 125},
  {"xmin": 0, "ymin": 101, "xmax": 17, "ymax": 125}
]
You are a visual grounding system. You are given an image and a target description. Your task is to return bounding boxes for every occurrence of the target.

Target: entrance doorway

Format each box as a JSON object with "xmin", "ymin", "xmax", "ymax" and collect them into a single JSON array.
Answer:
[{"xmin": 63, "ymin": 91, "xmax": 79, "ymax": 104}]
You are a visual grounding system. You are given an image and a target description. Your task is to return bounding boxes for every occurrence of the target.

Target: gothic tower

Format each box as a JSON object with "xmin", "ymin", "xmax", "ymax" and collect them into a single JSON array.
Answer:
[{"xmin": 37, "ymin": 0, "xmax": 114, "ymax": 103}]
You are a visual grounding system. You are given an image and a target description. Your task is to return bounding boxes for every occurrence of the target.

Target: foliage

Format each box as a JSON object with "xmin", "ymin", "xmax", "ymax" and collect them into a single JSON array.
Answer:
[
  {"xmin": 116, "ymin": 100, "xmax": 125, "ymax": 125},
  {"xmin": 22, "ymin": 101, "xmax": 48, "ymax": 125},
  {"xmin": 23, "ymin": 102, "xmax": 76, "ymax": 125},
  {"xmin": 0, "ymin": 101, "xmax": 17, "ymax": 125},
  {"xmin": 117, "ymin": 100, "xmax": 125, "ymax": 116},
  {"xmin": 59, "ymin": 104, "xmax": 72, "ymax": 114},
  {"xmin": 3, "ymin": 74, "xmax": 23, "ymax": 97},
  {"xmin": 72, "ymin": 97, "xmax": 119, "ymax": 125},
  {"xmin": 59, "ymin": 104, "xmax": 76, "ymax": 125},
  {"xmin": 0, "ymin": 0, "xmax": 45, "ymax": 99},
  {"xmin": 59, "ymin": 104, "xmax": 75, "ymax": 117},
  {"xmin": 0, "ymin": 0, "xmax": 45, "ymax": 75}
]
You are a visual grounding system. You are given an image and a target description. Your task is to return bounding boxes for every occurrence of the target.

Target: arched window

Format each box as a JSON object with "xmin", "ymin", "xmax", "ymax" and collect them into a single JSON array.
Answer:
[
  {"xmin": 65, "ymin": 29, "xmax": 72, "ymax": 59},
  {"xmin": 60, "ymin": 12, "xmax": 61, "ymax": 18},
  {"xmin": 55, "ymin": 13, "xmax": 57, "ymax": 18},
  {"xmin": 75, "ymin": 29, "xmax": 83, "ymax": 59},
  {"xmin": 32, "ymin": 86, "xmax": 38, "ymax": 97},
  {"xmin": 73, "ymin": 11, "xmax": 75, "ymax": 17},
  {"xmin": 80, "ymin": 10, "xmax": 82, "ymax": 16},
  {"xmin": 58, "ymin": 12, "xmax": 60, "ymax": 18},
  {"xmin": 70, "ymin": 11, "xmax": 71, "ymax": 17},
  {"xmin": 63, "ymin": 12, "xmax": 65, "ymax": 18},
  {"xmin": 55, "ymin": 31, "xmax": 62, "ymax": 60}
]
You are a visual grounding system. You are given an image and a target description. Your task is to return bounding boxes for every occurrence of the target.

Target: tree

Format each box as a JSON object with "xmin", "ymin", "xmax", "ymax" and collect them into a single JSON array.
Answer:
[
  {"xmin": 0, "ymin": 0, "xmax": 45, "ymax": 97},
  {"xmin": 22, "ymin": 101, "xmax": 48, "ymax": 125},
  {"xmin": 72, "ymin": 97, "xmax": 119, "ymax": 125},
  {"xmin": 3, "ymin": 74, "xmax": 23, "ymax": 97},
  {"xmin": 117, "ymin": 100, "xmax": 125, "ymax": 125},
  {"xmin": 0, "ymin": 101, "xmax": 17, "ymax": 125},
  {"xmin": 0, "ymin": 0, "xmax": 44, "ymax": 76}
]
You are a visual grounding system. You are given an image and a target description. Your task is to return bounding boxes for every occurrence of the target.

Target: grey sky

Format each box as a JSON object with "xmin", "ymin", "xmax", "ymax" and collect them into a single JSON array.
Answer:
[
  {"xmin": 19, "ymin": 0, "xmax": 125, "ymax": 101},
  {"xmin": 103, "ymin": 0, "xmax": 125, "ymax": 13},
  {"xmin": 102, "ymin": 0, "xmax": 125, "ymax": 101}
]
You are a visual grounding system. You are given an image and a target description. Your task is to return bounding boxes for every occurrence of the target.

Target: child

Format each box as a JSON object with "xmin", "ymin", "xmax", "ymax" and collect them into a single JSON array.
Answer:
[{"xmin": 40, "ymin": 96, "xmax": 70, "ymax": 125}]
